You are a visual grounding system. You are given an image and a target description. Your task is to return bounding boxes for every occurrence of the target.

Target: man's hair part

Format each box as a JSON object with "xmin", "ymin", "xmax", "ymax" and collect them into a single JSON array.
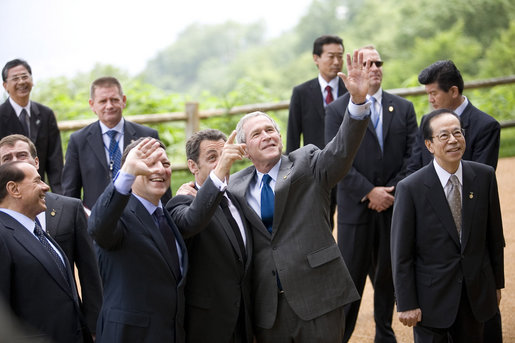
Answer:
[
  {"xmin": 422, "ymin": 108, "xmax": 461, "ymax": 141},
  {"xmin": 2, "ymin": 59, "xmax": 32, "ymax": 82},
  {"xmin": 313, "ymin": 35, "xmax": 344, "ymax": 56},
  {"xmin": 418, "ymin": 60, "xmax": 464, "ymax": 94},
  {"xmin": 90, "ymin": 76, "xmax": 123, "ymax": 99},
  {"xmin": 236, "ymin": 111, "xmax": 280, "ymax": 144}
]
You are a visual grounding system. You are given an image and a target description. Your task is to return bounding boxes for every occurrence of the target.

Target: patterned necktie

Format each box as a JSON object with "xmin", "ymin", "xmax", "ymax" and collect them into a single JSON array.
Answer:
[
  {"xmin": 261, "ymin": 174, "xmax": 274, "ymax": 233},
  {"xmin": 19, "ymin": 109, "xmax": 30, "ymax": 137},
  {"xmin": 325, "ymin": 85, "xmax": 334, "ymax": 105},
  {"xmin": 153, "ymin": 207, "xmax": 182, "ymax": 279},
  {"xmin": 107, "ymin": 130, "xmax": 122, "ymax": 178},
  {"xmin": 33, "ymin": 220, "xmax": 69, "ymax": 285},
  {"xmin": 370, "ymin": 96, "xmax": 383, "ymax": 151},
  {"xmin": 220, "ymin": 196, "xmax": 246, "ymax": 262},
  {"xmin": 447, "ymin": 175, "xmax": 462, "ymax": 238}
]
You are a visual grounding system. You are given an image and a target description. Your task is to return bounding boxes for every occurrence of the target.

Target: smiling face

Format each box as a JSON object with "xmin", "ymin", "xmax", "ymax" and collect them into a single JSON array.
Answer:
[
  {"xmin": 243, "ymin": 115, "xmax": 282, "ymax": 173},
  {"xmin": 89, "ymin": 85, "xmax": 126, "ymax": 128},
  {"xmin": 16, "ymin": 163, "xmax": 49, "ymax": 219},
  {"xmin": 3, "ymin": 65, "xmax": 33, "ymax": 106},
  {"xmin": 188, "ymin": 139, "xmax": 225, "ymax": 186},
  {"xmin": 425, "ymin": 113, "xmax": 465, "ymax": 173},
  {"xmin": 131, "ymin": 147, "xmax": 171, "ymax": 205}
]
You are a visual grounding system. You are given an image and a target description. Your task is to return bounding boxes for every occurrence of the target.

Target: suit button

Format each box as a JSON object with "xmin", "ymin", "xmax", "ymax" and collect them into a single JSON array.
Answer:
[{"xmin": 272, "ymin": 271, "xmax": 276, "ymax": 276}]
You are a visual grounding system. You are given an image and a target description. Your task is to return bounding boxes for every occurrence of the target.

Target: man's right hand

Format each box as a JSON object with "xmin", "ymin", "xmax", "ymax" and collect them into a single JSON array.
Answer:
[
  {"xmin": 398, "ymin": 308, "xmax": 422, "ymax": 327},
  {"xmin": 338, "ymin": 50, "xmax": 371, "ymax": 104},
  {"xmin": 176, "ymin": 181, "xmax": 197, "ymax": 196},
  {"xmin": 120, "ymin": 138, "xmax": 162, "ymax": 176},
  {"xmin": 213, "ymin": 130, "xmax": 246, "ymax": 181},
  {"xmin": 367, "ymin": 186, "xmax": 395, "ymax": 212}
]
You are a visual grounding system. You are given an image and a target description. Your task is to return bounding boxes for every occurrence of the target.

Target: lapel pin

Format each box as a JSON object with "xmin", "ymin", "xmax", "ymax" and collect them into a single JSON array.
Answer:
[
  {"xmin": 469, "ymin": 192, "xmax": 474, "ymax": 199},
  {"xmin": 283, "ymin": 175, "xmax": 287, "ymax": 179},
  {"xmin": 389, "ymin": 106, "xmax": 394, "ymax": 112},
  {"xmin": 50, "ymin": 209, "xmax": 56, "ymax": 216}
]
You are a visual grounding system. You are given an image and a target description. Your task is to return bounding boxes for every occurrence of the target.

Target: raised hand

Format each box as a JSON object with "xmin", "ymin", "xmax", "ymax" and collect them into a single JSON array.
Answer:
[
  {"xmin": 120, "ymin": 138, "xmax": 163, "ymax": 176},
  {"xmin": 176, "ymin": 181, "xmax": 197, "ymax": 196},
  {"xmin": 214, "ymin": 130, "xmax": 246, "ymax": 181},
  {"xmin": 338, "ymin": 50, "xmax": 371, "ymax": 104}
]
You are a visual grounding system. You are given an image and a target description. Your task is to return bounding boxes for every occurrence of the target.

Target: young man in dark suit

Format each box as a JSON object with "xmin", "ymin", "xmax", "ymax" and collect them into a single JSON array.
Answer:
[
  {"xmin": 62, "ymin": 77, "xmax": 168, "ymax": 211},
  {"xmin": 325, "ymin": 45, "xmax": 418, "ymax": 343},
  {"xmin": 89, "ymin": 137, "xmax": 187, "ymax": 343},
  {"xmin": 0, "ymin": 134, "xmax": 102, "ymax": 334},
  {"xmin": 167, "ymin": 129, "xmax": 252, "ymax": 343},
  {"xmin": 391, "ymin": 109, "xmax": 504, "ymax": 343},
  {"xmin": 0, "ymin": 161, "xmax": 92, "ymax": 343},
  {"xmin": 1, "ymin": 59, "xmax": 63, "ymax": 193}
]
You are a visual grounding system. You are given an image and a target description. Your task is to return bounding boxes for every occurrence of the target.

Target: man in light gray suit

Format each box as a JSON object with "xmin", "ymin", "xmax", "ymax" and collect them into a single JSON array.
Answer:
[{"xmin": 227, "ymin": 50, "xmax": 372, "ymax": 342}]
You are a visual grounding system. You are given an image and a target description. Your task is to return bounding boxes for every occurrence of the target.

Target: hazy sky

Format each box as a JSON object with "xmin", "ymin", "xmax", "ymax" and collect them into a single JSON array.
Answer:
[{"xmin": 1, "ymin": 0, "xmax": 312, "ymax": 82}]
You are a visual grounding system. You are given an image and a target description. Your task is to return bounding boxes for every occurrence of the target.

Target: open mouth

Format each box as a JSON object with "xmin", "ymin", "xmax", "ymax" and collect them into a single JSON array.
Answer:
[{"xmin": 150, "ymin": 177, "xmax": 165, "ymax": 182}]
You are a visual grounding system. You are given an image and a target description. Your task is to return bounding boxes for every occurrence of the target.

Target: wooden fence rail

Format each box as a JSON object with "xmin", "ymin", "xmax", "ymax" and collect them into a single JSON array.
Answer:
[{"xmin": 58, "ymin": 75, "xmax": 515, "ymax": 132}]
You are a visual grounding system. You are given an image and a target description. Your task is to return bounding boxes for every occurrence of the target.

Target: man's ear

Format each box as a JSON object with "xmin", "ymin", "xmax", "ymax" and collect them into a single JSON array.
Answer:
[
  {"xmin": 449, "ymin": 85, "xmax": 460, "ymax": 99},
  {"xmin": 424, "ymin": 139, "xmax": 435, "ymax": 154},
  {"xmin": 187, "ymin": 159, "xmax": 198, "ymax": 175},
  {"xmin": 34, "ymin": 156, "xmax": 40, "ymax": 170},
  {"xmin": 6, "ymin": 181, "xmax": 20, "ymax": 198}
]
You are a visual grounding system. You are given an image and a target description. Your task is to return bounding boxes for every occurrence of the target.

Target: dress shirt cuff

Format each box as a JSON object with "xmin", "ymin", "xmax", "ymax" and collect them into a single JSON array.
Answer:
[
  {"xmin": 113, "ymin": 170, "xmax": 136, "ymax": 195},
  {"xmin": 209, "ymin": 170, "xmax": 228, "ymax": 191},
  {"xmin": 348, "ymin": 99, "xmax": 372, "ymax": 120}
]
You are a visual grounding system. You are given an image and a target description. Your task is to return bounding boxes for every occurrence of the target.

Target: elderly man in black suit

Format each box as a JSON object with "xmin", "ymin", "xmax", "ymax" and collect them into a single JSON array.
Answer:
[
  {"xmin": 89, "ymin": 137, "xmax": 187, "ymax": 343},
  {"xmin": 391, "ymin": 109, "xmax": 504, "ymax": 343},
  {"xmin": 0, "ymin": 134, "xmax": 102, "ymax": 334},
  {"xmin": 325, "ymin": 45, "xmax": 418, "ymax": 343},
  {"xmin": 1, "ymin": 59, "xmax": 63, "ymax": 193},
  {"xmin": 167, "ymin": 129, "xmax": 253, "ymax": 343},
  {"xmin": 407, "ymin": 60, "xmax": 502, "ymax": 342},
  {"xmin": 0, "ymin": 161, "xmax": 92, "ymax": 343},
  {"xmin": 62, "ymin": 76, "xmax": 168, "ymax": 211}
]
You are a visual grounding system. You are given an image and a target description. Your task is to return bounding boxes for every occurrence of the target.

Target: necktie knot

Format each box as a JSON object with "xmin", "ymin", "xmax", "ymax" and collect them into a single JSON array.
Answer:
[
  {"xmin": 449, "ymin": 174, "xmax": 460, "ymax": 187},
  {"xmin": 107, "ymin": 130, "xmax": 117, "ymax": 139}
]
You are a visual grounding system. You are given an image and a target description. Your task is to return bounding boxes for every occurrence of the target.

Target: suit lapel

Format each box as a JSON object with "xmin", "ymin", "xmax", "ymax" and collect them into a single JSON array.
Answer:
[
  {"xmin": 86, "ymin": 122, "xmax": 110, "ymax": 174},
  {"xmin": 423, "ymin": 165, "xmax": 461, "ymax": 247},
  {"xmin": 29, "ymin": 102, "xmax": 41, "ymax": 142},
  {"xmin": 309, "ymin": 79, "xmax": 325, "ymax": 121},
  {"xmin": 272, "ymin": 156, "xmax": 293, "ymax": 239},
  {"xmin": 381, "ymin": 92, "xmax": 394, "ymax": 140},
  {"xmin": 44, "ymin": 194, "xmax": 63, "ymax": 237},
  {"xmin": 1, "ymin": 100, "xmax": 26, "ymax": 133},
  {"xmin": 123, "ymin": 121, "xmax": 139, "ymax": 148},
  {"xmin": 460, "ymin": 162, "xmax": 477, "ymax": 251}
]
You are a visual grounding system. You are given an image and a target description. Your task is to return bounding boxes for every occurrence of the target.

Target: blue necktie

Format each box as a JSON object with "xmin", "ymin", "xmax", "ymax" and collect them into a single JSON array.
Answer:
[
  {"xmin": 33, "ymin": 219, "xmax": 69, "ymax": 286},
  {"xmin": 261, "ymin": 174, "xmax": 274, "ymax": 233},
  {"xmin": 107, "ymin": 130, "xmax": 122, "ymax": 178},
  {"xmin": 370, "ymin": 97, "xmax": 383, "ymax": 151}
]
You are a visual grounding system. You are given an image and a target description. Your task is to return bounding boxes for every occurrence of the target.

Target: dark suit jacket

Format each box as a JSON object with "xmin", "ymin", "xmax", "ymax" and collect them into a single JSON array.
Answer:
[
  {"xmin": 286, "ymin": 77, "xmax": 347, "ymax": 153},
  {"xmin": 391, "ymin": 161, "xmax": 505, "ymax": 328},
  {"xmin": 89, "ymin": 183, "xmax": 188, "ymax": 343},
  {"xmin": 0, "ymin": 99, "xmax": 63, "ymax": 193},
  {"xmin": 325, "ymin": 91, "xmax": 417, "ymax": 224},
  {"xmin": 0, "ymin": 211, "xmax": 90, "ymax": 343},
  {"xmin": 407, "ymin": 101, "xmax": 500, "ymax": 172},
  {"xmin": 62, "ymin": 119, "xmax": 168, "ymax": 210},
  {"xmin": 44, "ymin": 192, "xmax": 102, "ymax": 332},
  {"xmin": 229, "ymin": 112, "xmax": 367, "ymax": 329},
  {"xmin": 166, "ymin": 177, "xmax": 253, "ymax": 343}
]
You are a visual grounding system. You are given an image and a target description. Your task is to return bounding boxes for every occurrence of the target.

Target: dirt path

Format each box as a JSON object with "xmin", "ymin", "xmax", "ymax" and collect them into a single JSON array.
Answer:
[{"xmin": 347, "ymin": 157, "xmax": 515, "ymax": 342}]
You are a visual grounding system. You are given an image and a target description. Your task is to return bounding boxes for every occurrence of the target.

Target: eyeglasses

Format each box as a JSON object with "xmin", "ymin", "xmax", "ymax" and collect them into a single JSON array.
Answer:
[
  {"xmin": 7, "ymin": 74, "xmax": 31, "ymax": 83},
  {"xmin": 432, "ymin": 129, "xmax": 465, "ymax": 142},
  {"xmin": 363, "ymin": 61, "xmax": 383, "ymax": 67}
]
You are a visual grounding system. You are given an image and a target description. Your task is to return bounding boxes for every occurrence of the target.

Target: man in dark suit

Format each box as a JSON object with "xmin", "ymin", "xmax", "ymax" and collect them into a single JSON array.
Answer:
[
  {"xmin": 406, "ymin": 60, "xmax": 502, "ymax": 342},
  {"xmin": 1, "ymin": 59, "xmax": 63, "ymax": 193},
  {"xmin": 325, "ymin": 45, "xmax": 417, "ymax": 343},
  {"xmin": 287, "ymin": 35, "xmax": 347, "ymax": 229},
  {"xmin": 89, "ymin": 137, "xmax": 187, "ymax": 343},
  {"xmin": 62, "ymin": 76, "xmax": 168, "ymax": 211},
  {"xmin": 391, "ymin": 109, "xmax": 504, "ymax": 343},
  {"xmin": 408, "ymin": 60, "xmax": 500, "ymax": 171},
  {"xmin": 227, "ymin": 50, "xmax": 370, "ymax": 342},
  {"xmin": 167, "ymin": 129, "xmax": 253, "ymax": 343},
  {"xmin": 0, "ymin": 134, "xmax": 102, "ymax": 334},
  {"xmin": 0, "ymin": 161, "xmax": 92, "ymax": 343}
]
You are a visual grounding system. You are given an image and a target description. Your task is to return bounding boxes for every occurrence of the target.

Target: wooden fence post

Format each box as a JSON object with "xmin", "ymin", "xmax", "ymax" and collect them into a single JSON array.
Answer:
[{"xmin": 185, "ymin": 102, "xmax": 200, "ymax": 138}]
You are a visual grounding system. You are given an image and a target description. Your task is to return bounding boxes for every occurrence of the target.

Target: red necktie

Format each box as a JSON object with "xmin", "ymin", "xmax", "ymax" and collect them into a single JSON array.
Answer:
[{"xmin": 325, "ymin": 85, "xmax": 334, "ymax": 105}]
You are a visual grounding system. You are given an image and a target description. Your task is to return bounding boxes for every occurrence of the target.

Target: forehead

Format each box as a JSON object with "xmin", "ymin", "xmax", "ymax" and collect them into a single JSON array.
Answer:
[
  {"xmin": 321, "ymin": 43, "xmax": 343, "ymax": 55},
  {"xmin": 0, "ymin": 141, "xmax": 31, "ymax": 155},
  {"xmin": 93, "ymin": 86, "xmax": 122, "ymax": 99},
  {"xmin": 6, "ymin": 65, "xmax": 29, "ymax": 77},
  {"xmin": 425, "ymin": 82, "xmax": 442, "ymax": 92},
  {"xmin": 244, "ymin": 116, "xmax": 276, "ymax": 134},
  {"xmin": 199, "ymin": 139, "xmax": 225, "ymax": 155},
  {"xmin": 430, "ymin": 113, "xmax": 461, "ymax": 131},
  {"xmin": 361, "ymin": 49, "xmax": 380, "ymax": 60},
  {"xmin": 18, "ymin": 162, "xmax": 38, "ymax": 179}
]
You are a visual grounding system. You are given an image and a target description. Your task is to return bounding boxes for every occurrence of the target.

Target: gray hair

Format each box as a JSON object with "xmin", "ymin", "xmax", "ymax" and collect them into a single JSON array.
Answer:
[{"xmin": 235, "ymin": 111, "xmax": 280, "ymax": 144}]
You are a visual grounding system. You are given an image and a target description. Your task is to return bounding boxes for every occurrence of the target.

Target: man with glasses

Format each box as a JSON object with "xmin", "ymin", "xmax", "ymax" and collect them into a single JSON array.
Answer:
[
  {"xmin": 325, "ymin": 45, "xmax": 417, "ymax": 343},
  {"xmin": 391, "ymin": 109, "xmax": 504, "ymax": 343},
  {"xmin": 1, "ymin": 59, "xmax": 64, "ymax": 193}
]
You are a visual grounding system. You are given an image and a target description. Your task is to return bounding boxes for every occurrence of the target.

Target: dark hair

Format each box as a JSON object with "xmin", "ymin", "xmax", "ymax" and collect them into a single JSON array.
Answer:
[
  {"xmin": 186, "ymin": 129, "xmax": 227, "ymax": 163},
  {"xmin": 2, "ymin": 59, "xmax": 32, "ymax": 82},
  {"xmin": 0, "ymin": 161, "xmax": 26, "ymax": 202},
  {"xmin": 422, "ymin": 109, "xmax": 461, "ymax": 141},
  {"xmin": 313, "ymin": 35, "xmax": 344, "ymax": 56},
  {"xmin": 90, "ymin": 77, "xmax": 123, "ymax": 99},
  {"xmin": 0, "ymin": 134, "xmax": 38, "ymax": 158},
  {"xmin": 121, "ymin": 137, "xmax": 166, "ymax": 166},
  {"xmin": 418, "ymin": 60, "xmax": 464, "ymax": 94}
]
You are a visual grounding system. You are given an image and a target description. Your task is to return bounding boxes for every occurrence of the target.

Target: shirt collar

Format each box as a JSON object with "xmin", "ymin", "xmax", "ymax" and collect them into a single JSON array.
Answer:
[
  {"xmin": 0, "ymin": 208, "xmax": 37, "ymax": 233},
  {"xmin": 368, "ymin": 88, "xmax": 383, "ymax": 103},
  {"xmin": 432, "ymin": 159, "xmax": 463, "ymax": 189},
  {"xmin": 9, "ymin": 97, "xmax": 31, "ymax": 117},
  {"xmin": 255, "ymin": 159, "xmax": 281, "ymax": 186},
  {"xmin": 454, "ymin": 96, "xmax": 469, "ymax": 116},
  {"xmin": 99, "ymin": 117, "xmax": 125, "ymax": 135},
  {"xmin": 318, "ymin": 74, "xmax": 339, "ymax": 92},
  {"xmin": 133, "ymin": 193, "xmax": 163, "ymax": 216}
]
